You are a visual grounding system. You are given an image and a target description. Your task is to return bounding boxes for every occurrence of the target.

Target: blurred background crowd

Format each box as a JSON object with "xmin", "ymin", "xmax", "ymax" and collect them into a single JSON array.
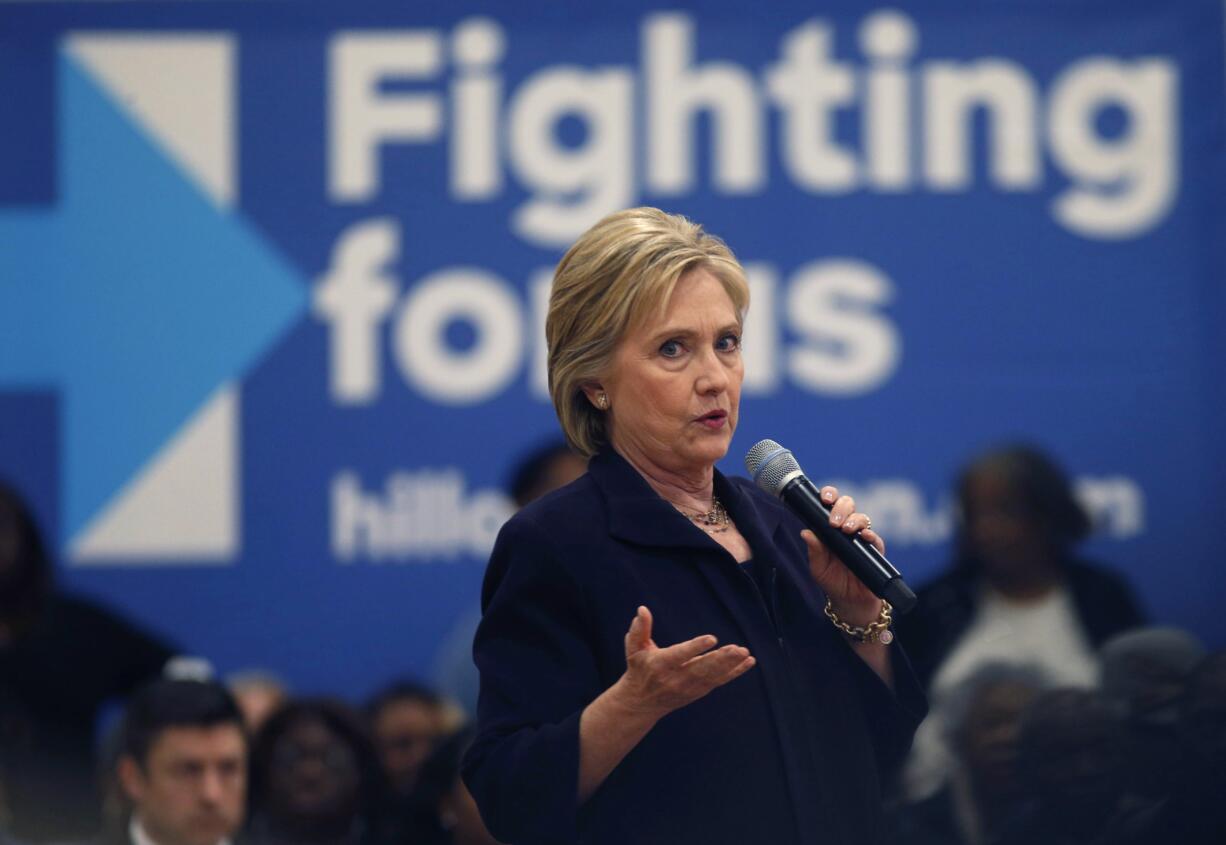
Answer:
[{"xmin": 2, "ymin": 440, "xmax": 1224, "ymax": 845}]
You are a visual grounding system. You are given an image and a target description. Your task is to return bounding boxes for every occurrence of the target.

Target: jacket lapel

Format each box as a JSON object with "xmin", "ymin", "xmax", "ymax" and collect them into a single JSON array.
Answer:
[
  {"xmin": 588, "ymin": 450, "xmax": 723, "ymax": 555},
  {"xmin": 587, "ymin": 450, "xmax": 786, "ymax": 648}
]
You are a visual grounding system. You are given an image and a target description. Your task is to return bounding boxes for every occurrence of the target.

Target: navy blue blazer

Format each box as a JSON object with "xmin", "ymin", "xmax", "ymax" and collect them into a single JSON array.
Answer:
[{"xmin": 462, "ymin": 450, "xmax": 927, "ymax": 845}]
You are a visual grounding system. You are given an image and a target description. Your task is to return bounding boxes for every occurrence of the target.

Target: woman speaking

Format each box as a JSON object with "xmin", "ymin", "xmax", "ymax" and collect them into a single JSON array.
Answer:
[{"xmin": 462, "ymin": 208, "xmax": 926, "ymax": 844}]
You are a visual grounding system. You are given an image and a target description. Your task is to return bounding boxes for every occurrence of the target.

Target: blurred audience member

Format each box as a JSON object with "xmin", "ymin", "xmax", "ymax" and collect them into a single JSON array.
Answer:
[
  {"xmin": 97, "ymin": 659, "xmax": 222, "ymax": 839},
  {"xmin": 246, "ymin": 700, "xmax": 385, "ymax": 845},
  {"xmin": 895, "ymin": 446, "xmax": 1144, "ymax": 798},
  {"xmin": 367, "ymin": 682, "xmax": 455, "ymax": 799},
  {"xmin": 999, "ymin": 689, "xmax": 1145, "ymax": 845},
  {"xmin": 1146, "ymin": 650, "xmax": 1226, "ymax": 840},
  {"xmin": 433, "ymin": 441, "xmax": 587, "ymax": 716},
  {"xmin": 112, "ymin": 680, "xmax": 247, "ymax": 845},
  {"xmin": 403, "ymin": 727, "xmax": 502, "ymax": 845},
  {"xmin": 0, "ymin": 481, "xmax": 175, "ymax": 841},
  {"xmin": 226, "ymin": 671, "xmax": 290, "ymax": 735},
  {"xmin": 1101, "ymin": 626, "xmax": 1206, "ymax": 805},
  {"xmin": 504, "ymin": 441, "xmax": 588, "ymax": 510},
  {"xmin": 891, "ymin": 664, "xmax": 1047, "ymax": 845}
]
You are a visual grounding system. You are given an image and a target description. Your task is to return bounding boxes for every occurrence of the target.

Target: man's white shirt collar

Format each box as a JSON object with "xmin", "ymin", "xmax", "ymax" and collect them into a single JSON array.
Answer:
[{"xmin": 130, "ymin": 817, "xmax": 232, "ymax": 845}]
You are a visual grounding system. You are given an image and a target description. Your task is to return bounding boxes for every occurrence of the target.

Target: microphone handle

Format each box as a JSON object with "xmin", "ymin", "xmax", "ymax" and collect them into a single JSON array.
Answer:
[{"xmin": 780, "ymin": 475, "xmax": 917, "ymax": 615}]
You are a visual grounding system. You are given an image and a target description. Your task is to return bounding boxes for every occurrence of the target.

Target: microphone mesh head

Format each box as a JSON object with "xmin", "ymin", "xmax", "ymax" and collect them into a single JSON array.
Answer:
[
  {"xmin": 745, "ymin": 439, "xmax": 803, "ymax": 495},
  {"xmin": 744, "ymin": 439, "xmax": 782, "ymax": 476}
]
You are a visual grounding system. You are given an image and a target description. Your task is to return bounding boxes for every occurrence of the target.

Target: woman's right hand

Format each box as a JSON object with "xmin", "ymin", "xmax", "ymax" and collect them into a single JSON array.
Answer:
[
  {"xmin": 576, "ymin": 605, "xmax": 756, "ymax": 801},
  {"xmin": 611, "ymin": 605, "xmax": 756, "ymax": 721}
]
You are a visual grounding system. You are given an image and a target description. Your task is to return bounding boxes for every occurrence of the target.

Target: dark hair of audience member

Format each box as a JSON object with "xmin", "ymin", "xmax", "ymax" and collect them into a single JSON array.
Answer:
[
  {"xmin": 506, "ymin": 441, "xmax": 587, "ymax": 509},
  {"xmin": 367, "ymin": 680, "xmax": 441, "ymax": 718},
  {"xmin": 248, "ymin": 699, "xmax": 385, "ymax": 843},
  {"xmin": 1012, "ymin": 689, "xmax": 1127, "ymax": 837},
  {"xmin": 942, "ymin": 663, "xmax": 1048, "ymax": 749},
  {"xmin": 1100, "ymin": 626, "xmax": 1207, "ymax": 802},
  {"xmin": 121, "ymin": 679, "xmax": 246, "ymax": 767},
  {"xmin": 953, "ymin": 445, "xmax": 1091, "ymax": 571},
  {"xmin": 0, "ymin": 479, "xmax": 52, "ymax": 629}
]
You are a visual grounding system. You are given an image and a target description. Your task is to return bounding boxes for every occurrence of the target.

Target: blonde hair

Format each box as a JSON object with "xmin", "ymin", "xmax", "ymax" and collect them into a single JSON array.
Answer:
[{"xmin": 547, "ymin": 207, "xmax": 750, "ymax": 457}]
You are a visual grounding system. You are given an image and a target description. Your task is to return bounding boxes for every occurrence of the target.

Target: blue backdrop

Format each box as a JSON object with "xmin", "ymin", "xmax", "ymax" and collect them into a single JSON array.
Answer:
[{"xmin": 1, "ymin": 0, "xmax": 1223, "ymax": 700}]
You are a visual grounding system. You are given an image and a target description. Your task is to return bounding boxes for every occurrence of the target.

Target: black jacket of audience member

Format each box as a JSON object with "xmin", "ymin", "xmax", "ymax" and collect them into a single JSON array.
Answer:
[
  {"xmin": 896, "ymin": 557, "xmax": 1145, "ymax": 689},
  {"xmin": 0, "ymin": 593, "xmax": 174, "ymax": 842},
  {"xmin": 1, "ymin": 482, "xmax": 174, "ymax": 843}
]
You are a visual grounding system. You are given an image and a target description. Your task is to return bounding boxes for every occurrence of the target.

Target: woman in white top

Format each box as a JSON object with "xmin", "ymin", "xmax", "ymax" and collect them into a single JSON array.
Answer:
[{"xmin": 894, "ymin": 445, "xmax": 1145, "ymax": 799}]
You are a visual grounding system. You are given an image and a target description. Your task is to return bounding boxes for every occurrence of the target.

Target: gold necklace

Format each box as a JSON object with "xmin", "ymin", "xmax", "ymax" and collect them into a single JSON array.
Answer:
[{"xmin": 682, "ymin": 496, "xmax": 731, "ymax": 534}]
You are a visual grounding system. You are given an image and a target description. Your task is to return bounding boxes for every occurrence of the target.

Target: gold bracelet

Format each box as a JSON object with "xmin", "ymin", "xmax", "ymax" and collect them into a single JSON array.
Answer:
[{"xmin": 824, "ymin": 599, "xmax": 894, "ymax": 645}]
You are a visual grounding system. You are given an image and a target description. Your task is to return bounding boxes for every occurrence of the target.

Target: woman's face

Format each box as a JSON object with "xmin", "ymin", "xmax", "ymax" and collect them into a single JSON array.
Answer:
[
  {"xmin": 962, "ymin": 471, "xmax": 1048, "ymax": 581},
  {"xmin": 599, "ymin": 267, "xmax": 743, "ymax": 474},
  {"xmin": 267, "ymin": 716, "xmax": 360, "ymax": 826}
]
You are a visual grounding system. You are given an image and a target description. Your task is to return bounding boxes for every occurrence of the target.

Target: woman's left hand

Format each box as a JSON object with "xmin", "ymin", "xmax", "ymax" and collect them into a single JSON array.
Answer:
[{"xmin": 801, "ymin": 486, "xmax": 886, "ymax": 627}]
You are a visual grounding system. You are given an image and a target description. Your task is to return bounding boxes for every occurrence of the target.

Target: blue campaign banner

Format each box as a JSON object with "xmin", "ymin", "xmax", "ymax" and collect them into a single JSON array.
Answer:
[{"xmin": 1, "ymin": 0, "xmax": 1223, "ymax": 698}]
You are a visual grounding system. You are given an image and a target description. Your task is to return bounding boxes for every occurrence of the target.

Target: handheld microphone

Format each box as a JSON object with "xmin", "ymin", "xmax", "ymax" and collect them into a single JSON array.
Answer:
[{"xmin": 745, "ymin": 439, "xmax": 917, "ymax": 615}]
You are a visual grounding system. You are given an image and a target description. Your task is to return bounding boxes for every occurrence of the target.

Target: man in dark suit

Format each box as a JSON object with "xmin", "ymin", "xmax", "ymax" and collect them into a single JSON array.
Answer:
[{"xmin": 111, "ymin": 680, "xmax": 247, "ymax": 845}]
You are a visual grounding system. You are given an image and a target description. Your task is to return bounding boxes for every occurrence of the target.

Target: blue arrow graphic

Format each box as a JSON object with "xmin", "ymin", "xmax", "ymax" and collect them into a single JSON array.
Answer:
[{"xmin": 0, "ymin": 51, "xmax": 307, "ymax": 547}]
